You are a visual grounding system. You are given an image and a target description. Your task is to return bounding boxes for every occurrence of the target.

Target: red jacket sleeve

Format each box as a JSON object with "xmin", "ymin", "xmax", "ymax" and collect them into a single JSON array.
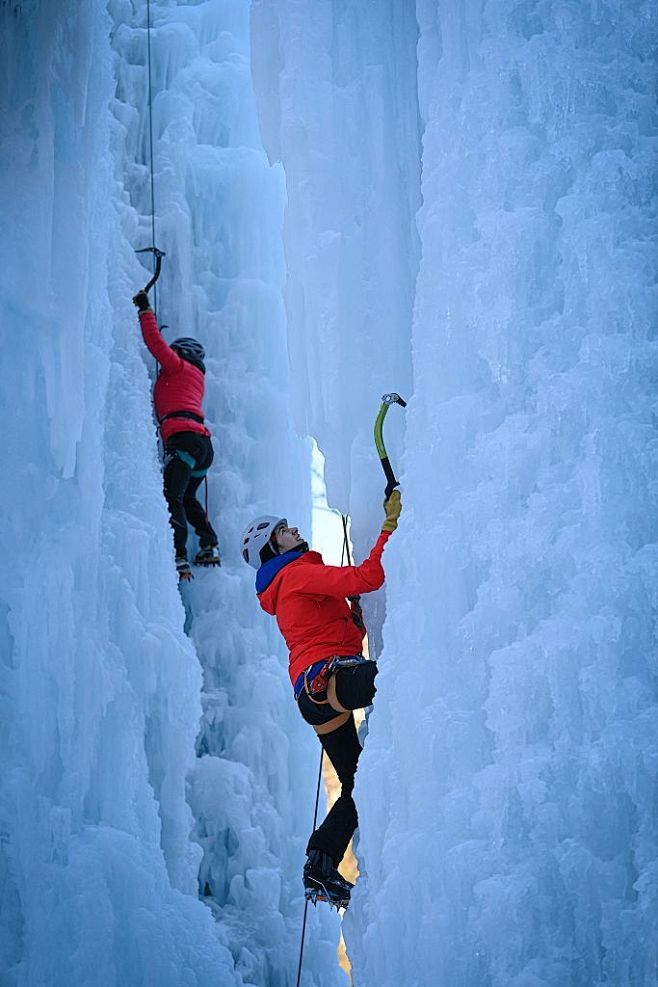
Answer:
[
  {"xmin": 138, "ymin": 310, "xmax": 183, "ymax": 373},
  {"xmin": 290, "ymin": 531, "xmax": 391, "ymax": 597}
]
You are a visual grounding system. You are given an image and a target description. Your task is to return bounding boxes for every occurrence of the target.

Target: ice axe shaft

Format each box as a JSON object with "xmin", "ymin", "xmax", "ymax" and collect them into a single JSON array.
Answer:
[{"xmin": 374, "ymin": 392, "xmax": 406, "ymax": 499}]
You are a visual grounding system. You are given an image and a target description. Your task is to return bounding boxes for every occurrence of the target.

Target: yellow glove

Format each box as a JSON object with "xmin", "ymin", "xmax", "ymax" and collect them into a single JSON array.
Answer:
[{"xmin": 382, "ymin": 489, "xmax": 402, "ymax": 533}]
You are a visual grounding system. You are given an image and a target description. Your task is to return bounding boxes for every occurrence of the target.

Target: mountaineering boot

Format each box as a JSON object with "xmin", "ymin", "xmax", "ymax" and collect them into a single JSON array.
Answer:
[
  {"xmin": 303, "ymin": 849, "xmax": 353, "ymax": 909},
  {"xmin": 194, "ymin": 546, "xmax": 221, "ymax": 567},
  {"xmin": 176, "ymin": 557, "xmax": 193, "ymax": 581}
]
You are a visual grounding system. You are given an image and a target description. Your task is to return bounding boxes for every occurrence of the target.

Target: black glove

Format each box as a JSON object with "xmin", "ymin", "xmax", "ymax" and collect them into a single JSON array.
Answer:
[{"xmin": 132, "ymin": 290, "xmax": 150, "ymax": 312}]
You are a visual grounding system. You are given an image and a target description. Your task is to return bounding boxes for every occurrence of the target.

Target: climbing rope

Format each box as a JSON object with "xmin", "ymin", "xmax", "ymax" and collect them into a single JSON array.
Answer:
[
  {"xmin": 135, "ymin": 1, "xmax": 165, "ymax": 323},
  {"xmin": 341, "ymin": 515, "xmax": 365, "ymax": 632},
  {"xmin": 134, "ymin": 0, "xmax": 167, "ymax": 438},
  {"xmin": 145, "ymin": 0, "xmax": 159, "ymax": 317},
  {"xmin": 295, "ymin": 749, "xmax": 324, "ymax": 987},
  {"xmin": 341, "ymin": 514, "xmax": 352, "ymax": 565}
]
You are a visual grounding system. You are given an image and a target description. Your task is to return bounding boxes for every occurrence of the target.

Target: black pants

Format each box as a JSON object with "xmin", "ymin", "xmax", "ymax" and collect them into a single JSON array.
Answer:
[
  {"xmin": 163, "ymin": 432, "xmax": 218, "ymax": 559},
  {"xmin": 304, "ymin": 661, "xmax": 378, "ymax": 866}
]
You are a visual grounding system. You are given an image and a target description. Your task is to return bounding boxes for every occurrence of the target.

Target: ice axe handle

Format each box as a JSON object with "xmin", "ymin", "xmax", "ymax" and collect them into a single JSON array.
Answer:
[{"xmin": 382, "ymin": 459, "xmax": 399, "ymax": 501}]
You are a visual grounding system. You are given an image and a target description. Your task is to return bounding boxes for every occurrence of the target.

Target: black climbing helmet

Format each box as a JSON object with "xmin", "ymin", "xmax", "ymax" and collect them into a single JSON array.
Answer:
[{"xmin": 171, "ymin": 337, "xmax": 205, "ymax": 363}]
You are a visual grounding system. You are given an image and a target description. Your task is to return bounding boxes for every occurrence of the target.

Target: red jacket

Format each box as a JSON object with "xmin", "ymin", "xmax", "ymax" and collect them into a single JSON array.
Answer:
[
  {"xmin": 138, "ymin": 310, "xmax": 210, "ymax": 444},
  {"xmin": 258, "ymin": 531, "xmax": 391, "ymax": 685}
]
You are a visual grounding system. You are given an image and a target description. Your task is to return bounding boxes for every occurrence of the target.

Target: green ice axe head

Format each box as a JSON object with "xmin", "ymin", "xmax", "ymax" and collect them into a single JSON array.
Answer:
[{"xmin": 375, "ymin": 392, "xmax": 406, "ymax": 499}]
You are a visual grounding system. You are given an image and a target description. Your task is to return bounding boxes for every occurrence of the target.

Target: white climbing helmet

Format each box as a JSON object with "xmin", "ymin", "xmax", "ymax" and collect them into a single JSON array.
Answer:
[{"xmin": 241, "ymin": 515, "xmax": 286, "ymax": 569}]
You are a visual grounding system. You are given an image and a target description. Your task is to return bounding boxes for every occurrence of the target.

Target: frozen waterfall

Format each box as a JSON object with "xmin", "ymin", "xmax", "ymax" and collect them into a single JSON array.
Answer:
[{"xmin": 1, "ymin": 1, "xmax": 656, "ymax": 986}]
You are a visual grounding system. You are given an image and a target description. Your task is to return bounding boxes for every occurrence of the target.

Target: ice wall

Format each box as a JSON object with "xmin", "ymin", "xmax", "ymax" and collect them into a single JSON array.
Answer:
[
  {"xmin": 250, "ymin": 0, "xmax": 420, "ymax": 508},
  {"xmin": 111, "ymin": 2, "xmax": 341, "ymax": 980},
  {"xmin": 3, "ymin": 0, "xmax": 656, "ymax": 984},
  {"xmin": 0, "ymin": 2, "xmax": 338, "ymax": 985},
  {"xmin": 350, "ymin": 3, "xmax": 658, "ymax": 986},
  {"xmin": 253, "ymin": 1, "xmax": 658, "ymax": 985},
  {"xmin": 0, "ymin": 3, "xmax": 238, "ymax": 982},
  {"xmin": 251, "ymin": 0, "xmax": 421, "ymax": 655}
]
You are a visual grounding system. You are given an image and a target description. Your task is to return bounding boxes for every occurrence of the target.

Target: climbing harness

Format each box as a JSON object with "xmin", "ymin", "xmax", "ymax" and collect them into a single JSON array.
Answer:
[
  {"xmin": 294, "ymin": 655, "xmax": 366, "ymax": 704},
  {"xmin": 374, "ymin": 392, "xmax": 407, "ymax": 498},
  {"xmin": 158, "ymin": 410, "xmax": 205, "ymax": 428}
]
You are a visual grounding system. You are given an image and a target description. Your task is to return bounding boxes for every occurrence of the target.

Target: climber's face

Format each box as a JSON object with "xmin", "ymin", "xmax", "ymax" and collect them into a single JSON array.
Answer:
[{"xmin": 273, "ymin": 523, "xmax": 304, "ymax": 553}]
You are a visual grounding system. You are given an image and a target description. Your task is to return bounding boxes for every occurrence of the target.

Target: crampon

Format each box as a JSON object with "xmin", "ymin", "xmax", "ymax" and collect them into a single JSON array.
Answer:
[
  {"xmin": 194, "ymin": 546, "xmax": 221, "ymax": 567},
  {"xmin": 303, "ymin": 881, "xmax": 351, "ymax": 910},
  {"xmin": 176, "ymin": 558, "xmax": 193, "ymax": 581},
  {"xmin": 303, "ymin": 851, "xmax": 353, "ymax": 910}
]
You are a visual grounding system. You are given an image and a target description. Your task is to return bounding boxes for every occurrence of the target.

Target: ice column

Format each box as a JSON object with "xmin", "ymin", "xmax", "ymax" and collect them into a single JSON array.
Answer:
[
  {"xmin": 251, "ymin": 0, "xmax": 422, "ymax": 656},
  {"xmin": 112, "ymin": 2, "xmax": 341, "ymax": 985},
  {"xmin": 349, "ymin": 2, "xmax": 658, "ymax": 985},
  {"xmin": 0, "ymin": 2, "xmax": 242, "ymax": 984}
]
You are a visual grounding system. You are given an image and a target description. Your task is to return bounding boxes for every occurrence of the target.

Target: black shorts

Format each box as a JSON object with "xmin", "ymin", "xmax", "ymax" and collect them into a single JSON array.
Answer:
[
  {"xmin": 295, "ymin": 657, "xmax": 377, "ymax": 727},
  {"xmin": 297, "ymin": 683, "xmax": 342, "ymax": 727}
]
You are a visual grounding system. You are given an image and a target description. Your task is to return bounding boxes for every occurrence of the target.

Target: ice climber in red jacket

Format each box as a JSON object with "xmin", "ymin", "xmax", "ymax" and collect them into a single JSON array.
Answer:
[
  {"xmin": 133, "ymin": 290, "xmax": 219, "ymax": 577},
  {"xmin": 241, "ymin": 489, "xmax": 401, "ymax": 906}
]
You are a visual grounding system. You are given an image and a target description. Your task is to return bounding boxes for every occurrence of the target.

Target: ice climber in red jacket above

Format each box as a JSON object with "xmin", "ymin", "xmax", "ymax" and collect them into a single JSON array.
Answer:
[
  {"xmin": 133, "ymin": 289, "xmax": 219, "ymax": 578},
  {"xmin": 241, "ymin": 489, "xmax": 401, "ymax": 907}
]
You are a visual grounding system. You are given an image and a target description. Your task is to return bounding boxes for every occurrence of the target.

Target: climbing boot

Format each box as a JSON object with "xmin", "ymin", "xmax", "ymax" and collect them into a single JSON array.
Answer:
[
  {"xmin": 194, "ymin": 546, "xmax": 221, "ymax": 567},
  {"xmin": 303, "ymin": 849, "xmax": 353, "ymax": 909},
  {"xmin": 176, "ymin": 557, "xmax": 193, "ymax": 581}
]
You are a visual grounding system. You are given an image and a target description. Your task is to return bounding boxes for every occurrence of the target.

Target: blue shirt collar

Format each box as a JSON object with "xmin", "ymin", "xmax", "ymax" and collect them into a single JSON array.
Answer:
[{"xmin": 255, "ymin": 548, "xmax": 304, "ymax": 593}]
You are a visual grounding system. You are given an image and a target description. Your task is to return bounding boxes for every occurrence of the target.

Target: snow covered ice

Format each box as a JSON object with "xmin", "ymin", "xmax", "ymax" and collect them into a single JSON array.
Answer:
[
  {"xmin": 1, "ymin": 1, "xmax": 657, "ymax": 986},
  {"xmin": 252, "ymin": 1, "xmax": 658, "ymax": 984},
  {"xmin": 1, "ymin": 2, "xmax": 337, "ymax": 985}
]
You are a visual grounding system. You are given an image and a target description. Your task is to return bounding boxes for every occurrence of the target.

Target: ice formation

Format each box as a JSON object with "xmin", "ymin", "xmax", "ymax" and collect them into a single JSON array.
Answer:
[{"xmin": 1, "ymin": 1, "xmax": 656, "ymax": 986}]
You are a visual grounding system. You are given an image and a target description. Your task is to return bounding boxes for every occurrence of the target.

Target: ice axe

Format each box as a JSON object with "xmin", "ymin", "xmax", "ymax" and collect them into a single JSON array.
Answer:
[
  {"xmin": 134, "ymin": 245, "xmax": 167, "ymax": 371},
  {"xmin": 374, "ymin": 392, "xmax": 406, "ymax": 499},
  {"xmin": 135, "ymin": 245, "xmax": 166, "ymax": 294}
]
